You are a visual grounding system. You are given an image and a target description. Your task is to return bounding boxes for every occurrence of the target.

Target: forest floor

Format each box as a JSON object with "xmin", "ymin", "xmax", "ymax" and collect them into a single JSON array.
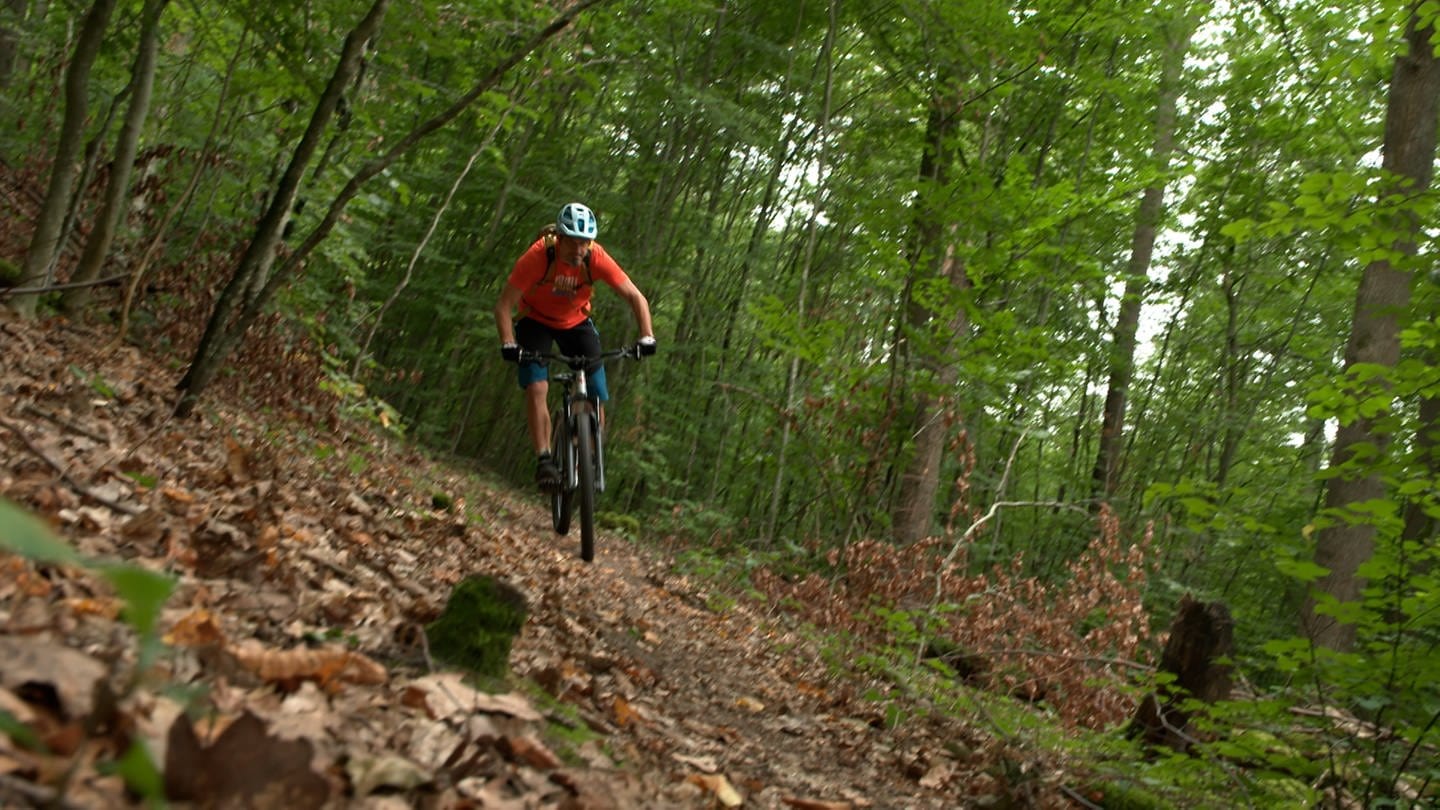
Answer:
[{"xmin": 0, "ymin": 311, "xmax": 1079, "ymax": 809}]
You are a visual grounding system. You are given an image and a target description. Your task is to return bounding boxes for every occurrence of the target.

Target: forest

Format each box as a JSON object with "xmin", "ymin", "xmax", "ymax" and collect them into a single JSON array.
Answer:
[{"xmin": 2, "ymin": 0, "xmax": 1439, "ymax": 806}]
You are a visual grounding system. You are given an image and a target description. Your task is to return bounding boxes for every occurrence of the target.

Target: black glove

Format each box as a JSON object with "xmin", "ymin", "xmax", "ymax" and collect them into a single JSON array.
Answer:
[
  {"xmin": 636, "ymin": 336, "xmax": 657, "ymax": 358},
  {"xmin": 501, "ymin": 342, "xmax": 520, "ymax": 363}
]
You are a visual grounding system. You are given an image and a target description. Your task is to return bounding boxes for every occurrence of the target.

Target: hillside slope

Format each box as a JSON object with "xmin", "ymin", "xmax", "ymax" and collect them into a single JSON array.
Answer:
[{"xmin": 0, "ymin": 312, "xmax": 1068, "ymax": 809}]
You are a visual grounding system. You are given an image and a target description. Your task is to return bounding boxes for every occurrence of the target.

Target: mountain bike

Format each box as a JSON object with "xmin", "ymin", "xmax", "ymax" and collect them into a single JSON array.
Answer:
[{"xmin": 515, "ymin": 345, "xmax": 642, "ymax": 562}]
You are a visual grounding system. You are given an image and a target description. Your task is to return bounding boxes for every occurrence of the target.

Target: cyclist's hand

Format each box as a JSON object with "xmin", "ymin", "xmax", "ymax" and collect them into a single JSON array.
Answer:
[
  {"xmin": 636, "ymin": 336, "xmax": 657, "ymax": 358},
  {"xmin": 501, "ymin": 342, "xmax": 520, "ymax": 363}
]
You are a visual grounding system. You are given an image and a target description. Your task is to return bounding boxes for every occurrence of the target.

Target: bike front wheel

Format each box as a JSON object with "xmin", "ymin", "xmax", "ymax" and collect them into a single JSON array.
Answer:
[
  {"xmin": 573, "ymin": 405, "xmax": 598, "ymax": 562},
  {"xmin": 550, "ymin": 410, "xmax": 573, "ymax": 535}
]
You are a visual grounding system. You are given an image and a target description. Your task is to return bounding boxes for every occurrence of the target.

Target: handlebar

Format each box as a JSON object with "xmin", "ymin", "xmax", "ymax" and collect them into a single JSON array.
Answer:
[{"xmin": 514, "ymin": 345, "xmax": 643, "ymax": 368}]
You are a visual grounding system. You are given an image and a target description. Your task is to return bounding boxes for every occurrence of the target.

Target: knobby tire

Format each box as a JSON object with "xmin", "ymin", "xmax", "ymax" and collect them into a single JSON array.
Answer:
[
  {"xmin": 550, "ymin": 410, "xmax": 573, "ymax": 535},
  {"xmin": 574, "ymin": 404, "xmax": 598, "ymax": 562}
]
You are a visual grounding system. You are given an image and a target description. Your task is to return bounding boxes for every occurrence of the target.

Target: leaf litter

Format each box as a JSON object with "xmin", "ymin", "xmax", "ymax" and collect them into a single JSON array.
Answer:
[{"xmin": 0, "ymin": 313, "xmax": 1063, "ymax": 808}]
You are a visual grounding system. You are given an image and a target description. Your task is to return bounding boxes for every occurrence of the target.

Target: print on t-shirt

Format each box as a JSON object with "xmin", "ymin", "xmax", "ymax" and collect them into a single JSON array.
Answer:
[{"xmin": 551, "ymin": 273, "xmax": 582, "ymax": 296}]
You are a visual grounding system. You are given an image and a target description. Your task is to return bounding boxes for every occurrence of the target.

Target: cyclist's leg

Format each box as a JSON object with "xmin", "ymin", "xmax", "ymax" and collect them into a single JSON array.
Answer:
[
  {"xmin": 515, "ymin": 318, "xmax": 557, "ymax": 448},
  {"xmin": 516, "ymin": 319, "xmax": 561, "ymax": 487}
]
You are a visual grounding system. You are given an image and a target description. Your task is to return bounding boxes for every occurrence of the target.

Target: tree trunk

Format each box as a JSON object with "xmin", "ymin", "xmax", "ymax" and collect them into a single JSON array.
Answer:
[
  {"xmin": 61, "ymin": 0, "xmax": 169, "ymax": 317},
  {"xmin": 1304, "ymin": 8, "xmax": 1440, "ymax": 651},
  {"xmin": 6, "ymin": 0, "xmax": 116, "ymax": 318},
  {"xmin": 1091, "ymin": 13, "xmax": 1196, "ymax": 500},
  {"xmin": 891, "ymin": 86, "xmax": 973, "ymax": 546},
  {"xmin": 765, "ymin": 0, "xmax": 837, "ymax": 544}
]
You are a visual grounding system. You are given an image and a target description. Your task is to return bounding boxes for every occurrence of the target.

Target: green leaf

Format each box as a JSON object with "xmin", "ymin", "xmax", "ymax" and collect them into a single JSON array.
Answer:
[
  {"xmin": 97, "ymin": 564, "xmax": 175, "ymax": 637},
  {"xmin": 1219, "ymin": 218, "xmax": 1254, "ymax": 242},
  {"xmin": 1276, "ymin": 557, "xmax": 1330, "ymax": 583},
  {"xmin": 102, "ymin": 741, "xmax": 165, "ymax": 800},
  {"xmin": 122, "ymin": 471, "xmax": 160, "ymax": 489},
  {"xmin": 0, "ymin": 708, "xmax": 43, "ymax": 750},
  {"xmin": 0, "ymin": 498, "xmax": 81, "ymax": 565}
]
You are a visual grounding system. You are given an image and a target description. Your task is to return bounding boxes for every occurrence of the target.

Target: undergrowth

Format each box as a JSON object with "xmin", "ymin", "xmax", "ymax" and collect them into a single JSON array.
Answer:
[{"xmin": 661, "ymin": 504, "xmax": 1413, "ymax": 807}]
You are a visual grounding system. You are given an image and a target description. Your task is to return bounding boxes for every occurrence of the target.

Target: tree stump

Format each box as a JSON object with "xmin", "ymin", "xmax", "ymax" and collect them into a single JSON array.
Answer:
[{"xmin": 1127, "ymin": 594, "xmax": 1234, "ymax": 751}]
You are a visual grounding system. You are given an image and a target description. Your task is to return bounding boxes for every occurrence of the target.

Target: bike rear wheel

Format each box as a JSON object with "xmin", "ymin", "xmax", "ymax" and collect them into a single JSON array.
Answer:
[
  {"xmin": 550, "ymin": 410, "xmax": 573, "ymax": 535},
  {"xmin": 574, "ymin": 404, "xmax": 598, "ymax": 562}
]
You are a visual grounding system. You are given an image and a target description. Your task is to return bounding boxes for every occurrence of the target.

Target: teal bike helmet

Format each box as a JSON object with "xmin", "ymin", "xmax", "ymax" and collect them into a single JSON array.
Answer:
[{"xmin": 557, "ymin": 202, "xmax": 598, "ymax": 239}]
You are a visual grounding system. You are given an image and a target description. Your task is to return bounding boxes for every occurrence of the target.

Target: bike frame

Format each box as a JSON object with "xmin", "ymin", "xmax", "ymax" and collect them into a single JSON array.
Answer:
[{"xmin": 516, "ymin": 346, "xmax": 639, "ymax": 561}]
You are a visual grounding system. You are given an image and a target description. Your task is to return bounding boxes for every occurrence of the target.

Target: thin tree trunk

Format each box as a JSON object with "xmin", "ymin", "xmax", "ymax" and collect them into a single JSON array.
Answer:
[
  {"xmin": 111, "ymin": 22, "xmax": 249, "ymax": 345},
  {"xmin": 7, "ymin": 0, "xmax": 116, "ymax": 318},
  {"xmin": 765, "ymin": 0, "xmax": 837, "ymax": 544},
  {"xmin": 1091, "ymin": 13, "xmax": 1196, "ymax": 500},
  {"xmin": 890, "ymin": 83, "xmax": 972, "ymax": 545},
  {"xmin": 352, "ymin": 104, "xmax": 512, "ymax": 377},
  {"xmin": 1304, "ymin": 8, "xmax": 1440, "ymax": 651},
  {"xmin": 62, "ymin": 0, "xmax": 169, "ymax": 316},
  {"xmin": 1401, "ymin": 387, "xmax": 1440, "ymax": 543}
]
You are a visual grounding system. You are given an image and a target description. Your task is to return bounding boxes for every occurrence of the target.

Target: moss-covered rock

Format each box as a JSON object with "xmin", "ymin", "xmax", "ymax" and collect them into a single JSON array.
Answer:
[{"xmin": 424, "ymin": 576, "xmax": 528, "ymax": 679}]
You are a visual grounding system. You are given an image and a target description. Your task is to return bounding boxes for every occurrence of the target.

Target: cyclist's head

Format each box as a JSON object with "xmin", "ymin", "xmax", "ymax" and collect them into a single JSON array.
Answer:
[{"xmin": 557, "ymin": 202, "xmax": 598, "ymax": 240}]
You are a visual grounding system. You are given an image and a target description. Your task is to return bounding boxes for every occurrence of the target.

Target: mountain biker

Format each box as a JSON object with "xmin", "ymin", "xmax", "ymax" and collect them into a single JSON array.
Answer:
[{"xmin": 494, "ymin": 202, "xmax": 657, "ymax": 491}]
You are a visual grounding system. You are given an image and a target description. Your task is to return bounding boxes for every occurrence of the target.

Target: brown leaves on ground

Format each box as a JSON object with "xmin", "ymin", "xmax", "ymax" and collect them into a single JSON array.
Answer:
[
  {"xmin": 0, "ymin": 312, "xmax": 1084, "ymax": 808},
  {"xmin": 751, "ymin": 509, "xmax": 1155, "ymax": 730},
  {"xmin": 164, "ymin": 710, "xmax": 331, "ymax": 807}
]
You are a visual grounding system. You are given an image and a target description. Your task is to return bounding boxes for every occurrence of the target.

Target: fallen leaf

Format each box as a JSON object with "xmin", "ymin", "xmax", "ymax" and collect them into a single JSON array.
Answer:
[
  {"xmin": 401, "ymin": 673, "xmax": 541, "ymax": 722},
  {"xmin": 0, "ymin": 636, "xmax": 107, "ymax": 719},
  {"xmin": 499, "ymin": 735, "xmax": 561, "ymax": 770},
  {"xmin": 687, "ymin": 773, "xmax": 744, "ymax": 808},
  {"xmin": 347, "ymin": 754, "xmax": 430, "ymax": 797},
  {"xmin": 164, "ymin": 710, "xmax": 330, "ymax": 807},
  {"xmin": 164, "ymin": 609, "xmax": 226, "ymax": 647},
  {"xmin": 673, "ymin": 752, "xmax": 720, "ymax": 773}
]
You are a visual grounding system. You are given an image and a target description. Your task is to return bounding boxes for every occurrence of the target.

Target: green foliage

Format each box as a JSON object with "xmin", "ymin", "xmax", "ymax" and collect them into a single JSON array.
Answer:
[
  {"xmin": 8, "ymin": 0, "xmax": 1438, "ymax": 800},
  {"xmin": 102, "ymin": 741, "xmax": 166, "ymax": 803},
  {"xmin": 0, "ymin": 709, "xmax": 42, "ymax": 751},
  {"xmin": 596, "ymin": 510, "xmax": 640, "ymax": 538},
  {"xmin": 96, "ymin": 562, "xmax": 176, "ymax": 673},
  {"xmin": 68, "ymin": 365, "xmax": 118, "ymax": 400},
  {"xmin": 1261, "ymin": 531, "xmax": 1440, "ymax": 800},
  {"xmin": 1, "ymin": 498, "xmax": 83, "ymax": 565},
  {"xmin": 424, "ymin": 575, "xmax": 529, "ymax": 681},
  {"xmin": 0, "ymin": 499, "xmax": 175, "ymax": 803}
]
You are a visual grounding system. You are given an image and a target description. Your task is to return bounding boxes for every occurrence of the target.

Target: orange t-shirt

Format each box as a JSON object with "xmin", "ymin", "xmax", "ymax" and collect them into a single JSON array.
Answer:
[{"xmin": 507, "ymin": 240, "xmax": 630, "ymax": 329}]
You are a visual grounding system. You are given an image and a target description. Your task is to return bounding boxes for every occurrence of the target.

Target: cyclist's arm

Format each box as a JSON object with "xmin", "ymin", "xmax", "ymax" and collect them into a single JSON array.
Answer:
[
  {"xmin": 494, "ymin": 282, "xmax": 525, "ymax": 344},
  {"xmin": 613, "ymin": 277, "xmax": 654, "ymax": 339}
]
